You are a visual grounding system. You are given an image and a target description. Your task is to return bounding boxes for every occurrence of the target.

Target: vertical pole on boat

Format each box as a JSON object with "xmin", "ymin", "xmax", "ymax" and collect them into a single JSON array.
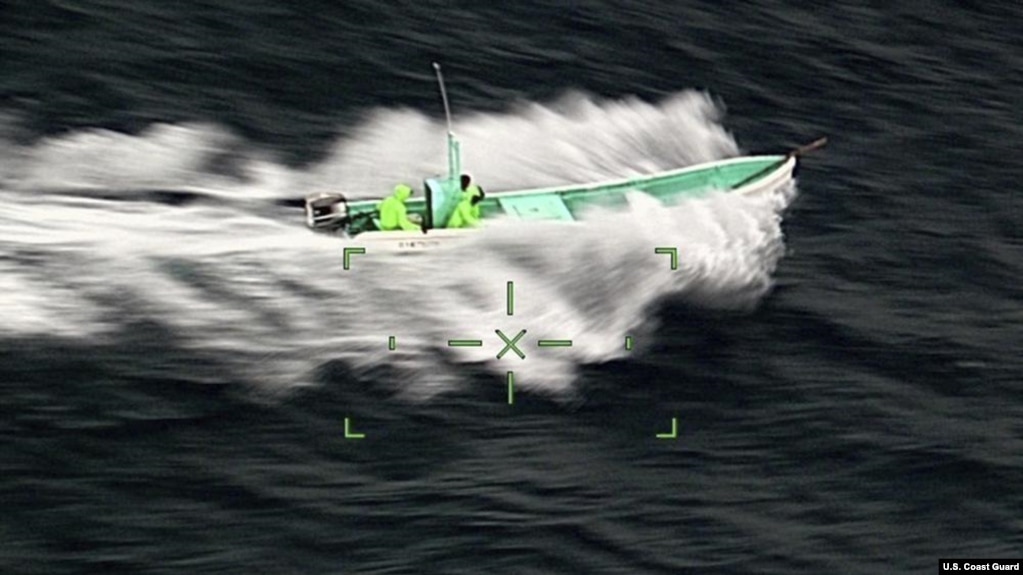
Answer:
[{"xmin": 433, "ymin": 62, "xmax": 461, "ymax": 179}]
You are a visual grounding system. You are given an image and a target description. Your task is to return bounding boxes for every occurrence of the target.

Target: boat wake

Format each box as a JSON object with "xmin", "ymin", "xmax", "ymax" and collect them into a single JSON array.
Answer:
[{"xmin": 0, "ymin": 90, "xmax": 795, "ymax": 400}]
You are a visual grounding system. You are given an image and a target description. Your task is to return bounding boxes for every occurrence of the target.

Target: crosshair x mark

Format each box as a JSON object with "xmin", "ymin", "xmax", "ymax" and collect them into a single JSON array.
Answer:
[
  {"xmin": 445, "ymin": 282, "xmax": 573, "ymax": 361},
  {"xmin": 495, "ymin": 329, "xmax": 527, "ymax": 360}
]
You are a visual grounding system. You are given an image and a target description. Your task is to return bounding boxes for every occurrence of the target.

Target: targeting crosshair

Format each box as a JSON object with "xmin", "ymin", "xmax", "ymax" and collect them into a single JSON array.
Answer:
[
  {"xmin": 371, "ymin": 274, "xmax": 676, "ymax": 438},
  {"xmin": 440, "ymin": 281, "xmax": 574, "ymax": 403}
]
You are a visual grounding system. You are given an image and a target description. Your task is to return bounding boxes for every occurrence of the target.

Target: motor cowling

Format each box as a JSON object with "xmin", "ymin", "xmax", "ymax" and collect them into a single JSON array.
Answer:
[{"xmin": 304, "ymin": 193, "xmax": 350, "ymax": 231}]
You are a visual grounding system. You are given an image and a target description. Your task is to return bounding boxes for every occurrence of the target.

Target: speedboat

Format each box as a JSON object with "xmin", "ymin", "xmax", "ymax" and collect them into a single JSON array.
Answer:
[{"xmin": 304, "ymin": 64, "xmax": 825, "ymax": 252}]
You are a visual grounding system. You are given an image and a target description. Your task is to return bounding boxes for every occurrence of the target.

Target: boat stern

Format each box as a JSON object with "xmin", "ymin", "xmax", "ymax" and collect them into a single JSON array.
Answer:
[{"xmin": 305, "ymin": 193, "xmax": 351, "ymax": 233}]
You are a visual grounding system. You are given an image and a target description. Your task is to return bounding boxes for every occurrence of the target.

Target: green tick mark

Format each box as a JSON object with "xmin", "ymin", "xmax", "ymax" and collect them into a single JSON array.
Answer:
[
  {"xmin": 625, "ymin": 336, "xmax": 634, "ymax": 351},
  {"xmin": 495, "ymin": 329, "xmax": 527, "ymax": 360},
  {"xmin": 345, "ymin": 417, "xmax": 365, "ymax": 439},
  {"xmin": 448, "ymin": 339, "xmax": 484, "ymax": 347},
  {"xmin": 507, "ymin": 371, "xmax": 515, "ymax": 405},
  {"xmin": 343, "ymin": 247, "xmax": 366, "ymax": 270},
  {"xmin": 654, "ymin": 247, "xmax": 678, "ymax": 270},
  {"xmin": 507, "ymin": 281, "xmax": 514, "ymax": 316},
  {"xmin": 388, "ymin": 336, "xmax": 396, "ymax": 351},
  {"xmin": 656, "ymin": 417, "xmax": 678, "ymax": 439},
  {"xmin": 537, "ymin": 339, "xmax": 572, "ymax": 347}
]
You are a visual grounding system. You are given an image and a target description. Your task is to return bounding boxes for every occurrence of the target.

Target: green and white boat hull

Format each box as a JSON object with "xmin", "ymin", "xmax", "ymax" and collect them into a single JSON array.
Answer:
[
  {"xmin": 300, "ymin": 61, "xmax": 822, "ymax": 251},
  {"xmin": 305, "ymin": 152, "xmax": 799, "ymax": 253},
  {"xmin": 303, "ymin": 64, "xmax": 825, "ymax": 253}
]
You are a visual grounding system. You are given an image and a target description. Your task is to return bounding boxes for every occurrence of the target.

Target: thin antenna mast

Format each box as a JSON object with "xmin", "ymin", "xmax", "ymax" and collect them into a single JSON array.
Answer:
[
  {"xmin": 433, "ymin": 62, "xmax": 452, "ymax": 135},
  {"xmin": 432, "ymin": 62, "xmax": 460, "ymax": 179}
]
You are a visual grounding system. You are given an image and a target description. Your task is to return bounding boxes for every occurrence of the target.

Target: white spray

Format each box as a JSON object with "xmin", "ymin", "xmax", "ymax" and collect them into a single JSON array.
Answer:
[{"xmin": 0, "ymin": 90, "xmax": 795, "ymax": 399}]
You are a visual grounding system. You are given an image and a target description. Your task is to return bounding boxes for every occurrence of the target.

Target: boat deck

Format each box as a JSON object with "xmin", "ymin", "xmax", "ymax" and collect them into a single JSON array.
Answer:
[{"xmin": 343, "ymin": 154, "xmax": 789, "ymax": 235}]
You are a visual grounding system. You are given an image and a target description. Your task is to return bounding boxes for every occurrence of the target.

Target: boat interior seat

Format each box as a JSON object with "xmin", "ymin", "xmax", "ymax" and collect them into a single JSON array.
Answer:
[
  {"xmin": 708, "ymin": 167, "xmax": 726, "ymax": 190},
  {"xmin": 498, "ymin": 194, "xmax": 575, "ymax": 221}
]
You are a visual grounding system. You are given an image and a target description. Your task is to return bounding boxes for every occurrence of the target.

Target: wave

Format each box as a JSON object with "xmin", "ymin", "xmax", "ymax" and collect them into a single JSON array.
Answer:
[{"xmin": 0, "ymin": 90, "xmax": 795, "ymax": 399}]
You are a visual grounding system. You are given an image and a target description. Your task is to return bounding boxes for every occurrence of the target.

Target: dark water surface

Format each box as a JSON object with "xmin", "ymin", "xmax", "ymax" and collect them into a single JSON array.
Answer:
[{"xmin": 3, "ymin": 1, "xmax": 1023, "ymax": 573}]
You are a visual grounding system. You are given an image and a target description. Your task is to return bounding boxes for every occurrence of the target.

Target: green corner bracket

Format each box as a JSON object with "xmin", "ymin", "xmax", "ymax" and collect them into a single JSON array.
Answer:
[
  {"xmin": 654, "ymin": 247, "xmax": 678, "ymax": 270},
  {"xmin": 345, "ymin": 417, "xmax": 366, "ymax": 439},
  {"xmin": 656, "ymin": 417, "xmax": 678, "ymax": 439},
  {"xmin": 342, "ymin": 247, "xmax": 366, "ymax": 270}
]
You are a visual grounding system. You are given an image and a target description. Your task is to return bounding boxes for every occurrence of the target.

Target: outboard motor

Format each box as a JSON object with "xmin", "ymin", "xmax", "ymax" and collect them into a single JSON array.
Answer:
[{"xmin": 304, "ymin": 193, "xmax": 350, "ymax": 232}]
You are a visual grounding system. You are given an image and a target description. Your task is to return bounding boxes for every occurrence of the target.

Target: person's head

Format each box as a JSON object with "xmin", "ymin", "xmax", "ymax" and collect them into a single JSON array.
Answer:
[
  {"xmin": 394, "ymin": 184, "xmax": 413, "ymax": 201},
  {"xmin": 460, "ymin": 174, "xmax": 471, "ymax": 190}
]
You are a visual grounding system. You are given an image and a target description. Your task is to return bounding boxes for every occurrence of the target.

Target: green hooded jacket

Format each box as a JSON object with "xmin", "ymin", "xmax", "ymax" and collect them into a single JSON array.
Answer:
[
  {"xmin": 446, "ymin": 185, "xmax": 483, "ymax": 229},
  {"xmin": 377, "ymin": 184, "xmax": 420, "ymax": 232}
]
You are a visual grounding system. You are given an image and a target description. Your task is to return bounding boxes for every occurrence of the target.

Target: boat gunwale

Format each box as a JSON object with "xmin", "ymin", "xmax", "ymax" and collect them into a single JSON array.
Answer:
[
  {"xmin": 345, "ymin": 153, "xmax": 791, "ymax": 209},
  {"xmin": 339, "ymin": 154, "xmax": 796, "ymax": 246}
]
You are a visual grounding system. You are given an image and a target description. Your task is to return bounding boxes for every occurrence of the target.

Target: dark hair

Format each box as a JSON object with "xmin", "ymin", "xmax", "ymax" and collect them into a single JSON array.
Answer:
[{"xmin": 460, "ymin": 174, "xmax": 471, "ymax": 189}]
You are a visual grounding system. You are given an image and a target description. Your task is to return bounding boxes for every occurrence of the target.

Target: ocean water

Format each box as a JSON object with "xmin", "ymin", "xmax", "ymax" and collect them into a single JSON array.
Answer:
[{"xmin": 2, "ymin": 1, "xmax": 1022, "ymax": 573}]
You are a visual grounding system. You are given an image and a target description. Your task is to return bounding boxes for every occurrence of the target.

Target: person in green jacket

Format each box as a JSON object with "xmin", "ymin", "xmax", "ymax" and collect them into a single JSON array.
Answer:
[
  {"xmin": 446, "ymin": 186, "xmax": 486, "ymax": 229},
  {"xmin": 459, "ymin": 174, "xmax": 482, "ymax": 205},
  {"xmin": 377, "ymin": 184, "xmax": 421, "ymax": 232}
]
